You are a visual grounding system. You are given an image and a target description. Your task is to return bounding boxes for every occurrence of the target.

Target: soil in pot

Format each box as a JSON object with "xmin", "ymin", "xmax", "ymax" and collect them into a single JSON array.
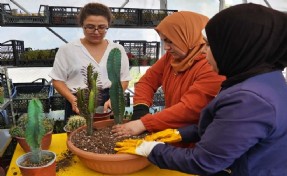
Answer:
[
  {"xmin": 16, "ymin": 150, "xmax": 56, "ymax": 176},
  {"xmin": 67, "ymin": 120, "xmax": 151, "ymax": 175},
  {"xmin": 71, "ymin": 125, "xmax": 148, "ymax": 154}
]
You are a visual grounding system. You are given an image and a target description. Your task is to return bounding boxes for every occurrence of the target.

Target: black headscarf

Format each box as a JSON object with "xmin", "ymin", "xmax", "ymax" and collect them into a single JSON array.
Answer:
[{"xmin": 205, "ymin": 3, "xmax": 287, "ymax": 88}]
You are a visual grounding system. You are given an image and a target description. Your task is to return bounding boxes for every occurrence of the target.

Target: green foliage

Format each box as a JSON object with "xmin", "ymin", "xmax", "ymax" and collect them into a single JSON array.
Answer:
[
  {"xmin": 20, "ymin": 49, "xmax": 55, "ymax": 60},
  {"xmin": 65, "ymin": 115, "xmax": 86, "ymax": 131},
  {"xmin": 107, "ymin": 48, "xmax": 125, "ymax": 124},
  {"xmin": 25, "ymin": 99, "xmax": 46, "ymax": 164}
]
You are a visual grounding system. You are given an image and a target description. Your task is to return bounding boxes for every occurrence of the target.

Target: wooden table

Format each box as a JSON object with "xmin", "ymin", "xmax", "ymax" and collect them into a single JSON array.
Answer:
[{"xmin": 7, "ymin": 133, "xmax": 193, "ymax": 176}]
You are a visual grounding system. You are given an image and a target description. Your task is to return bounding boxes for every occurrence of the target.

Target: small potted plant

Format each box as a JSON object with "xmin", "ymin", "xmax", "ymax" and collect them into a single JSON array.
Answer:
[
  {"xmin": 127, "ymin": 52, "xmax": 139, "ymax": 66},
  {"xmin": 63, "ymin": 115, "xmax": 86, "ymax": 137},
  {"xmin": 139, "ymin": 55, "xmax": 151, "ymax": 66},
  {"xmin": 149, "ymin": 58, "xmax": 157, "ymax": 66},
  {"xmin": 15, "ymin": 99, "xmax": 56, "ymax": 176},
  {"xmin": 9, "ymin": 113, "xmax": 54, "ymax": 152}
]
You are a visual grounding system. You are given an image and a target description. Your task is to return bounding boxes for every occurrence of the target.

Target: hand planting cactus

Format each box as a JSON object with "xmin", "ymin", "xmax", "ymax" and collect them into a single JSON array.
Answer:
[
  {"xmin": 75, "ymin": 48, "xmax": 125, "ymax": 136},
  {"xmin": 65, "ymin": 115, "xmax": 86, "ymax": 132}
]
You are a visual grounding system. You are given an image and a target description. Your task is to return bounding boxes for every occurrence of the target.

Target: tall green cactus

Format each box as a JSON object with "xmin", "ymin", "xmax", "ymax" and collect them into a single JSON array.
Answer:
[
  {"xmin": 76, "ymin": 64, "xmax": 99, "ymax": 136},
  {"xmin": 107, "ymin": 48, "xmax": 125, "ymax": 124},
  {"xmin": 25, "ymin": 99, "xmax": 46, "ymax": 164}
]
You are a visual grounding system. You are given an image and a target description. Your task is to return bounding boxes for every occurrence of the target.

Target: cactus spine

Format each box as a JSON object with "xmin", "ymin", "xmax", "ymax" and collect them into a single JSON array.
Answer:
[{"xmin": 107, "ymin": 48, "xmax": 125, "ymax": 124}]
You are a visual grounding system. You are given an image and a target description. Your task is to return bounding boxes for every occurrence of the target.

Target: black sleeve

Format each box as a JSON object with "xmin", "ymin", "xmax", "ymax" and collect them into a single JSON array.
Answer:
[{"xmin": 131, "ymin": 104, "xmax": 150, "ymax": 120}]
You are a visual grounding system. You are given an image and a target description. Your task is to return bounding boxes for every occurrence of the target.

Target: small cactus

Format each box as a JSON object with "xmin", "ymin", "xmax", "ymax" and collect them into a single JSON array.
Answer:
[
  {"xmin": 9, "ymin": 126, "xmax": 25, "ymax": 137},
  {"xmin": 65, "ymin": 115, "xmax": 86, "ymax": 132}
]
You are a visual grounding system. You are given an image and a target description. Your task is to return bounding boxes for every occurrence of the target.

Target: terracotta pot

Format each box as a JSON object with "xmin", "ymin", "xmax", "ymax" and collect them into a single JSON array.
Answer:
[
  {"xmin": 15, "ymin": 131, "xmax": 53, "ymax": 152},
  {"xmin": 139, "ymin": 59, "xmax": 149, "ymax": 66},
  {"xmin": 67, "ymin": 119, "xmax": 150, "ymax": 175},
  {"xmin": 94, "ymin": 112, "xmax": 111, "ymax": 121},
  {"xmin": 63, "ymin": 125, "xmax": 71, "ymax": 138},
  {"xmin": 16, "ymin": 150, "xmax": 56, "ymax": 176},
  {"xmin": 94, "ymin": 106, "xmax": 112, "ymax": 121}
]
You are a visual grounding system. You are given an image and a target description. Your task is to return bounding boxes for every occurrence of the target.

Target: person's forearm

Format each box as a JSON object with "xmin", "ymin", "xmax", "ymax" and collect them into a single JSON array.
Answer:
[{"xmin": 52, "ymin": 79, "xmax": 76, "ymax": 103}]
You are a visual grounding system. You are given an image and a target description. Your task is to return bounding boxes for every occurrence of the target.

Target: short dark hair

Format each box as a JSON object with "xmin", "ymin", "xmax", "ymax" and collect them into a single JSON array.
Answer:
[{"xmin": 78, "ymin": 3, "xmax": 112, "ymax": 26}]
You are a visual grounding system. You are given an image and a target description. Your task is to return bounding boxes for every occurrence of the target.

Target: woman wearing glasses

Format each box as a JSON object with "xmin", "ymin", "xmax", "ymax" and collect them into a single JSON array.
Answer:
[{"xmin": 49, "ymin": 3, "xmax": 131, "ymax": 121}]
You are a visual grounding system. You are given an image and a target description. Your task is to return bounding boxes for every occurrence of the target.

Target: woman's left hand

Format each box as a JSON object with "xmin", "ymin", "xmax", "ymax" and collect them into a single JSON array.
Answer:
[
  {"xmin": 112, "ymin": 120, "xmax": 146, "ymax": 138},
  {"xmin": 103, "ymin": 99, "xmax": 111, "ymax": 113}
]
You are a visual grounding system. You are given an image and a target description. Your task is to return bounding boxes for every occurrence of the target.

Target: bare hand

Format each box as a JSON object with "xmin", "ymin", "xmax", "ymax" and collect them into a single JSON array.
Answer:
[
  {"xmin": 112, "ymin": 120, "xmax": 146, "ymax": 138},
  {"xmin": 103, "ymin": 99, "xmax": 111, "ymax": 113},
  {"xmin": 70, "ymin": 96, "xmax": 79, "ymax": 114}
]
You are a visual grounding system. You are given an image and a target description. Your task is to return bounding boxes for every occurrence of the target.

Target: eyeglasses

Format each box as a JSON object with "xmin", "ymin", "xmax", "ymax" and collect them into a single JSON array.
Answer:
[{"xmin": 83, "ymin": 24, "xmax": 109, "ymax": 34}]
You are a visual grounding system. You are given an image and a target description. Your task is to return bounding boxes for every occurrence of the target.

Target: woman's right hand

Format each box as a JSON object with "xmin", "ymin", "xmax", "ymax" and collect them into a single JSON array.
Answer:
[
  {"xmin": 69, "ymin": 96, "xmax": 79, "ymax": 114},
  {"xmin": 112, "ymin": 120, "xmax": 146, "ymax": 138}
]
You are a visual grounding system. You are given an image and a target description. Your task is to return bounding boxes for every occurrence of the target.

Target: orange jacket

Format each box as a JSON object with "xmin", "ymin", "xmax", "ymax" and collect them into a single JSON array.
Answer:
[{"xmin": 134, "ymin": 52, "xmax": 225, "ymax": 132}]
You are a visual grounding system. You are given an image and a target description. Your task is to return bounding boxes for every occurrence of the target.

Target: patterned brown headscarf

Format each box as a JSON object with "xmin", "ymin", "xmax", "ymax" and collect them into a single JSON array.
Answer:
[
  {"xmin": 206, "ymin": 3, "xmax": 287, "ymax": 88},
  {"xmin": 155, "ymin": 11, "xmax": 209, "ymax": 73}
]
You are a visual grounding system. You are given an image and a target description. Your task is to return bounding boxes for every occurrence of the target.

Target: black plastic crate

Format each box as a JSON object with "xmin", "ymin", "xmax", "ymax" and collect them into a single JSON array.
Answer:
[
  {"xmin": 49, "ymin": 6, "xmax": 81, "ymax": 26},
  {"xmin": 13, "ymin": 85, "xmax": 53, "ymax": 113},
  {"xmin": 50, "ymin": 93, "xmax": 66, "ymax": 111},
  {"xmin": 140, "ymin": 9, "xmax": 178, "ymax": 27},
  {"xmin": 16, "ymin": 59, "xmax": 54, "ymax": 67},
  {"xmin": 0, "ymin": 4, "xmax": 49, "ymax": 26},
  {"xmin": 110, "ymin": 7, "xmax": 140, "ymax": 27},
  {"xmin": 0, "ymin": 40, "xmax": 24, "ymax": 66},
  {"xmin": 13, "ymin": 78, "xmax": 48, "ymax": 88},
  {"xmin": 115, "ymin": 40, "xmax": 160, "ymax": 66}
]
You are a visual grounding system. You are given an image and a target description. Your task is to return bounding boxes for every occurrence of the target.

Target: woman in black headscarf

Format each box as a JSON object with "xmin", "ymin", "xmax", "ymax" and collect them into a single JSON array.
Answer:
[
  {"xmin": 114, "ymin": 3, "xmax": 287, "ymax": 176},
  {"xmin": 206, "ymin": 3, "xmax": 287, "ymax": 89}
]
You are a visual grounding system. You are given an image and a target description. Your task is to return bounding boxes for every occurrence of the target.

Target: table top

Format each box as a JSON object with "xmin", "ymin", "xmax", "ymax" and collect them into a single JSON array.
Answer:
[{"xmin": 7, "ymin": 133, "xmax": 193, "ymax": 176}]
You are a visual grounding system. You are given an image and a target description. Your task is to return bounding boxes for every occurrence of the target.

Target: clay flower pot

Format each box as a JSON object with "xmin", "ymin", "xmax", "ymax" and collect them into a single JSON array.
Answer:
[
  {"xmin": 94, "ymin": 106, "xmax": 112, "ymax": 122},
  {"xmin": 63, "ymin": 125, "xmax": 72, "ymax": 137},
  {"xmin": 15, "ymin": 131, "xmax": 53, "ymax": 152},
  {"xmin": 67, "ymin": 119, "xmax": 150, "ymax": 175},
  {"xmin": 16, "ymin": 150, "xmax": 56, "ymax": 176}
]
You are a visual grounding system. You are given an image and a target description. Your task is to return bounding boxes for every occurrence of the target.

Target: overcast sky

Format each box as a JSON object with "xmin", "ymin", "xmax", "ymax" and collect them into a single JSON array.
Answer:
[{"xmin": 1, "ymin": 0, "xmax": 286, "ymax": 50}]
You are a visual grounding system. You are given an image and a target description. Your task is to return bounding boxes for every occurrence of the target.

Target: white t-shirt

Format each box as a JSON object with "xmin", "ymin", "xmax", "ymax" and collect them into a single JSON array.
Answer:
[{"xmin": 49, "ymin": 39, "xmax": 131, "ymax": 92}]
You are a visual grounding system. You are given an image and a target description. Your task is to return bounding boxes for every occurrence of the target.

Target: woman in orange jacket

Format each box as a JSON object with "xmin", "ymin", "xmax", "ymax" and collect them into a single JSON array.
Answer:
[{"xmin": 112, "ymin": 11, "xmax": 225, "ymax": 137}]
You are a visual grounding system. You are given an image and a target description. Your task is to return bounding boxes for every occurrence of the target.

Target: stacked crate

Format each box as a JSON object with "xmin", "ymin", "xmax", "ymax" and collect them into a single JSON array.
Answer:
[
  {"xmin": 115, "ymin": 40, "xmax": 160, "ymax": 66},
  {"xmin": 0, "ymin": 40, "xmax": 24, "ymax": 66}
]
